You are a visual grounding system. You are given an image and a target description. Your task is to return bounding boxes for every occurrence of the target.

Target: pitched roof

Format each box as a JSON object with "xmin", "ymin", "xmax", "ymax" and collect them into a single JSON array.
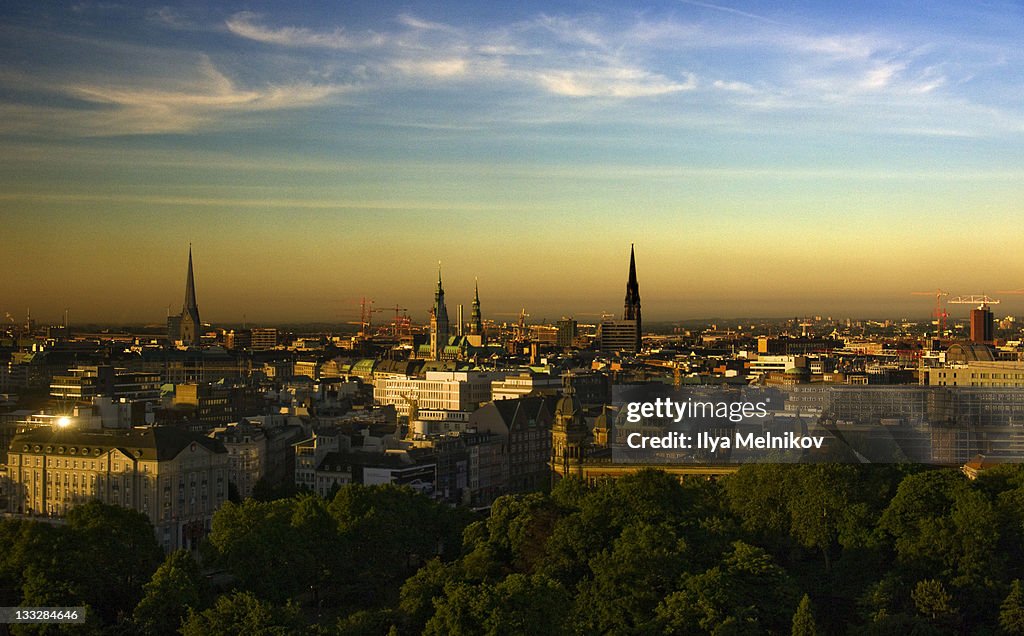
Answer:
[{"xmin": 11, "ymin": 426, "xmax": 225, "ymax": 461}]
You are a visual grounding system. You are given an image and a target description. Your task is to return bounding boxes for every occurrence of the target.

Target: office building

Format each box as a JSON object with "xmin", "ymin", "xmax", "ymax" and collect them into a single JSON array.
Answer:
[
  {"xmin": 6, "ymin": 426, "xmax": 229, "ymax": 551},
  {"xmin": 971, "ymin": 306, "xmax": 995, "ymax": 344}
]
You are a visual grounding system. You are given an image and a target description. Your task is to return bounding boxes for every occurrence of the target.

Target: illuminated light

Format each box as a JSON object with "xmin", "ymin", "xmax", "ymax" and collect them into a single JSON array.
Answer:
[{"xmin": 56, "ymin": 416, "xmax": 71, "ymax": 428}]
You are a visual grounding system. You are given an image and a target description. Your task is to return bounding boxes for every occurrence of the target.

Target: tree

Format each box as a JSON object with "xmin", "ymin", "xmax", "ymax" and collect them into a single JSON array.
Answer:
[
  {"xmin": 1001, "ymin": 580, "xmax": 1024, "ymax": 635},
  {"xmin": 483, "ymin": 574, "xmax": 570, "ymax": 636},
  {"xmin": 724, "ymin": 464, "xmax": 794, "ymax": 539},
  {"xmin": 329, "ymin": 484, "xmax": 466, "ymax": 604},
  {"xmin": 207, "ymin": 499, "xmax": 305, "ymax": 603},
  {"xmin": 288, "ymin": 494, "xmax": 341, "ymax": 605},
  {"xmin": 132, "ymin": 550, "xmax": 208, "ymax": 635},
  {"xmin": 911, "ymin": 579, "xmax": 954, "ymax": 620},
  {"xmin": 180, "ymin": 591, "xmax": 303, "ymax": 636},
  {"xmin": 398, "ymin": 558, "xmax": 453, "ymax": 634},
  {"xmin": 880, "ymin": 470, "xmax": 1001, "ymax": 589},
  {"xmin": 791, "ymin": 594, "xmax": 819, "ymax": 636},
  {"xmin": 423, "ymin": 581, "xmax": 489, "ymax": 636},
  {"xmin": 574, "ymin": 522, "xmax": 688, "ymax": 634},
  {"xmin": 335, "ymin": 609, "xmax": 398, "ymax": 636},
  {"xmin": 62, "ymin": 502, "xmax": 162, "ymax": 625},
  {"xmin": 657, "ymin": 541, "xmax": 797, "ymax": 635},
  {"xmin": 479, "ymin": 492, "xmax": 560, "ymax": 573}
]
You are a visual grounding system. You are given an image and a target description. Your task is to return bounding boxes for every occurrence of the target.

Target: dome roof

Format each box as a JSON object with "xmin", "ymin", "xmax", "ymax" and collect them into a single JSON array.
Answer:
[{"xmin": 555, "ymin": 392, "xmax": 582, "ymax": 419}]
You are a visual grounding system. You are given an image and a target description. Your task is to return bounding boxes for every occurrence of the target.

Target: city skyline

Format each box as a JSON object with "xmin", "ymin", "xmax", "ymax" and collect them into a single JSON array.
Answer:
[
  {"xmin": 2, "ymin": 1, "xmax": 1024, "ymax": 322},
  {"xmin": 4, "ymin": 244, "xmax": 1020, "ymax": 327}
]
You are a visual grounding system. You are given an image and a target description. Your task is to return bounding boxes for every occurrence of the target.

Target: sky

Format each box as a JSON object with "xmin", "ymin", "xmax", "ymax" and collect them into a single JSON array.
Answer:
[{"xmin": 1, "ymin": 1, "xmax": 1024, "ymax": 325}]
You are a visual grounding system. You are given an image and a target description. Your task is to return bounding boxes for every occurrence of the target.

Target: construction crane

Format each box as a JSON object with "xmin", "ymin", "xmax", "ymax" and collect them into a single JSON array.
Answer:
[
  {"xmin": 379, "ymin": 304, "xmax": 409, "ymax": 337},
  {"xmin": 798, "ymin": 318, "xmax": 814, "ymax": 337},
  {"xmin": 947, "ymin": 295, "xmax": 1000, "ymax": 341},
  {"xmin": 344, "ymin": 297, "xmax": 377, "ymax": 338},
  {"xmin": 911, "ymin": 289, "xmax": 949, "ymax": 336},
  {"xmin": 517, "ymin": 308, "xmax": 530, "ymax": 340},
  {"xmin": 495, "ymin": 309, "xmax": 531, "ymax": 339},
  {"xmin": 947, "ymin": 294, "xmax": 1000, "ymax": 308}
]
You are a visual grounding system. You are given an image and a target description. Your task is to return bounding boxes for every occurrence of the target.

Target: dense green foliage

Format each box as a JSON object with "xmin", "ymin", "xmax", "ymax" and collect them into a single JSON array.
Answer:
[
  {"xmin": 0, "ymin": 501, "xmax": 163, "ymax": 634},
  {"xmin": 4, "ymin": 465, "xmax": 1024, "ymax": 634},
  {"xmin": 394, "ymin": 465, "xmax": 1024, "ymax": 635},
  {"xmin": 133, "ymin": 550, "xmax": 209, "ymax": 635}
]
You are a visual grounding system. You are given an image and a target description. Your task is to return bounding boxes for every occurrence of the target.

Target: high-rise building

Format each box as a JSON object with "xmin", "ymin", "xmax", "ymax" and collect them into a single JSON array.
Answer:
[
  {"xmin": 250, "ymin": 328, "xmax": 278, "ymax": 350},
  {"xmin": 429, "ymin": 266, "xmax": 450, "ymax": 361},
  {"xmin": 599, "ymin": 319, "xmax": 640, "ymax": 353},
  {"xmin": 556, "ymin": 318, "xmax": 577, "ymax": 348},
  {"xmin": 623, "ymin": 243, "xmax": 642, "ymax": 352},
  {"xmin": 166, "ymin": 315, "xmax": 182, "ymax": 344},
  {"xmin": 970, "ymin": 306, "xmax": 994, "ymax": 344}
]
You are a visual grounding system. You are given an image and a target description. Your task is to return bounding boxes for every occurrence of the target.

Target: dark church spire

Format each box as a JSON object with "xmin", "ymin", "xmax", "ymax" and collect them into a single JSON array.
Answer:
[
  {"xmin": 623, "ymin": 244, "xmax": 641, "ymax": 351},
  {"xmin": 470, "ymin": 278, "xmax": 483, "ymax": 336},
  {"xmin": 179, "ymin": 245, "xmax": 201, "ymax": 346},
  {"xmin": 623, "ymin": 244, "xmax": 641, "ymax": 320},
  {"xmin": 433, "ymin": 262, "xmax": 449, "ymax": 325},
  {"xmin": 184, "ymin": 244, "xmax": 199, "ymax": 318},
  {"xmin": 430, "ymin": 262, "xmax": 450, "ymax": 360}
]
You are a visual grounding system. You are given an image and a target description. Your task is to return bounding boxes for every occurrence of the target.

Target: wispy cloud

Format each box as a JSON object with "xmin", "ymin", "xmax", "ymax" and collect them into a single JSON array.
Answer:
[
  {"xmin": 0, "ymin": 55, "xmax": 348, "ymax": 136},
  {"xmin": 2, "ymin": 6, "xmax": 1020, "ymax": 139},
  {"xmin": 391, "ymin": 58, "xmax": 469, "ymax": 79},
  {"xmin": 225, "ymin": 11, "xmax": 387, "ymax": 50},
  {"xmin": 677, "ymin": 0, "xmax": 782, "ymax": 25},
  {"xmin": 860, "ymin": 61, "xmax": 906, "ymax": 89},
  {"xmin": 213, "ymin": 8, "xmax": 1024, "ymax": 138},
  {"xmin": 713, "ymin": 79, "xmax": 757, "ymax": 93},
  {"xmin": 536, "ymin": 68, "xmax": 696, "ymax": 98},
  {"xmin": 224, "ymin": 11, "xmax": 702, "ymax": 101},
  {"xmin": 396, "ymin": 13, "xmax": 459, "ymax": 33}
]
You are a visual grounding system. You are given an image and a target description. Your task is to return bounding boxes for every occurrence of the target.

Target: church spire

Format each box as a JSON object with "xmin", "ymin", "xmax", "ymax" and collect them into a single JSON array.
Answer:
[
  {"xmin": 470, "ymin": 277, "xmax": 483, "ymax": 337},
  {"xmin": 430, "ymin": 263, "xmax": 450, "ymax": 360},
  {"xmin": 433, "ymin": 262, "xmax": 448, "ymax": 322},
  {"xmin": 623, "ymin": 244, "xmax": 641, "ymax": 351},
  {"xmin": 179, "ymin": 244, "xmax": 201, "ymax": 346},
  {"xmin": 623, "ymin": 244, "xmax": 640, "ymax": 319},
  {"xmin": 628, "ymin": 244, "xmax": 638, "ymax": 289},
  {"xmin": 184, "ymin": 244, "xmax": 199, "ymax": 316}
]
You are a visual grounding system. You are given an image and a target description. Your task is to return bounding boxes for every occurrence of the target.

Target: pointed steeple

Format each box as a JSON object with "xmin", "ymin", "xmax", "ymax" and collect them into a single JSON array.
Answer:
[
  {"xmin": 179, "ymin": 245, "xmax": 201, "ymax": 346},
  {"xmin": 184, "ymin": 244, "xmax": 199, "ymax": 315},
  {"xmin": 470, "ymin": 277, "xmax": 483, "ymax": 337},
  {"xmin": 628, "ymin": 244, "xmax": 638, "ymax": 288},
  {"xmin": 623, "ymin": 243, "xmax": 640, "ymax": 320},
  {"xmin": 433, "ymin": 262, "xmax": 448, "ymax": 323},
  {"xmin": 623, "ymin": 244, "xmax": 642, "ymax": 352},
  {"xmin": 555, "ymin": 371, "xmax": 583, "ymax": 424},
  {"xmin": 430, "ymin": 262, "xmax": 450, "ymax": 360}
]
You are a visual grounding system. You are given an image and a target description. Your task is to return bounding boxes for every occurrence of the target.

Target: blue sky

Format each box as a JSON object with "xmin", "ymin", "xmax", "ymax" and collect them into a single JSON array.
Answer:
[{"xmin": 1, "ymin": 1, "xmax": 1023, "ymax": 323}]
